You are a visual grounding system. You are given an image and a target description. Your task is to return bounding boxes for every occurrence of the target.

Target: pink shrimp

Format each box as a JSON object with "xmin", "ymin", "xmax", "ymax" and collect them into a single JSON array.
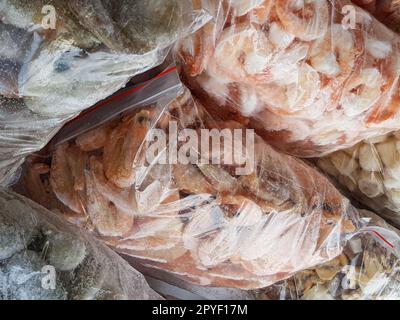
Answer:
[
  {"xmin": 89, "ymin": 156, "xmax": 138, "ymax": 216},
  {"xmin": 50, "ymin": 143, "xmax": 86, "ymax": 214},
  {"xmin": 75, "ymin": 122, "xmax": 115, "ymax": 152},
  {"xmin": 103, "ymin": 110, "xmax": 151, "ymax": 188},
  {"xmin": 173, "ymin": 163, "xmax": 215, "ymax": 195},
  {"xmin": 275, "ymin": 0, "xmax": 329, "ymax": 41},
  {"xmin": 85, "ymin": 158, "xmax": 134, "ymax": 238}
]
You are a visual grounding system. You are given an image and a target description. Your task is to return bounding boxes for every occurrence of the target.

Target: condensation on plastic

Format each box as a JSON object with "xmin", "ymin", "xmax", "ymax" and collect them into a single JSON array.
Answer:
[
  {"xmin": 255, "ymin": 210, "xmax": 400, "ymax": 300},
  {"xmin": 15, "ymin": 67, "xmax": 370, "ymax": 290},
  {"xmin": 176, "ymin": 0, "xmax": 400, "ymax": 158},
  {"xmin": 0, "ymin": 188, "xmax": 162, "ymax": 300},
  {"xmin": 352, "ymin": 0, "xmax": 400, "ymax": 33},
  {"xmin": 317, "ymin": 131, "xmax": 400, "ymax": 229},
  {"xmin": 0, "ymin": 0, "xmax": 211, "ymax": 186}
]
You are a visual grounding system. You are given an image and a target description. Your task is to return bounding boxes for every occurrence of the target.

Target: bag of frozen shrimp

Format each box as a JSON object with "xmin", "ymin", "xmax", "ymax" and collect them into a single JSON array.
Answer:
[
  {"xmin": 13, "ymin": 66, "xmax": 394, "ymax": 290},
  {"xmin": 177, "ymin": 0, "xmax": 400, "ymax": 157}
]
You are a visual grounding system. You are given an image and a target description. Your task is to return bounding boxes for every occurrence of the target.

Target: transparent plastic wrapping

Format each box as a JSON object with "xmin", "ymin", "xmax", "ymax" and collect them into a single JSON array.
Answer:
[
  {"xmin": 352, "ymin": 0, "xmax": 400, "ymax": 33},
  {"xmin": 317, "ymin": 131, "xmax": 400, "ymax": 229},
  {"xmin": 0, "ymin": 187, "xmax": 162, "ymax": 300},
  {"xmin": 16, "ymin": 68, "xmax": 360, "ymax": 290},
  {"xmin": 256, "ymin": 210, "xmax": 400, "ymax": 300},
  {"xmin": 177, "ymin": 0, "xmax": 400, "ymax": 157},
  {"xmin": 0, "ymin": 0, "xmax": 210, "ymax": 185}
]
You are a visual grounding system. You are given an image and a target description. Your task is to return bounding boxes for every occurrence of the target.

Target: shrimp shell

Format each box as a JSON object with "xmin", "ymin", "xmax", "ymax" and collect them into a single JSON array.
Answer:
[
  {"xmin": 173, "ymin": 163, "xmax": 215, "ymax": 195},
  {"xmin": 89, "ymin": 156, "xmax": 137, "ymax": 216},
  {"xmin": 103, "ymin": 110, "xmax": 151, "ymax": 188},
  {"xmin": 75, "ymin": 122, "xmax": 115, "ymax": 152},
  {"xmin": 275, "ymin": 0, "xmax": 329, "ymax": 41},
  {"xmin": 85, "ymin": 159, "xmax": 134, "ymax": 238},
  {"xmin": 50, "ymin": 143, "xmax": 85, "ymax": 214}
]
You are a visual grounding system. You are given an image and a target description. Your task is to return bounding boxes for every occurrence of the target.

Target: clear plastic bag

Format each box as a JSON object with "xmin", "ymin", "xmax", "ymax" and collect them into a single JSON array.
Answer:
[
  {"xmin": 255, "ymin": 210, "xmax": 400, "ymax": 300},
  {"xmin": 16, "ymin": 67, "xmax": 365, "ymax": 289},
  {"xmin": 317, "ymin": 131, "xmax": 400, "ymax": 229},
  {"xmin": 176, "ymin": 0, "xmax": 400, "ymax": 157},
  {"xmin": 0, "ymin": 0, "xmax": 210, "ymax": 185},
  {"xmin": 0, "ymin": 187, "xmax": 162, "ymax": 300},
  {"xmin": 124, "ymin": 259, "xmax": 256, "ymax": 300},
  {"xmin": 352, "ymin": 0, "xmax": 400, "ymax": 33}
]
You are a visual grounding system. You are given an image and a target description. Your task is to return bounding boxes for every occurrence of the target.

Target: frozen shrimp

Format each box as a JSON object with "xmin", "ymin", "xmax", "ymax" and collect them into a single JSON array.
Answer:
[
  {"xmin": 50, "ymin": 143, "xmax": 85, "ymax": 214},
  {"xmin": 89, "ymin": 156, "xmax": 137, "ymax": 216},
  {"xmin": 178, "ymin": 0, "xmax": 217, "ymax": 76},
  {"xmin": 66, "ymin": 144, "xmax": 87, "ymax": 192},
  {"xmin": 173, "ymin": 163, "xmax": 215, "ymax": 195},
  {"xmin": 180, "ymin": 20, "xmax": 215, "ymax": 77},
  {"xmin": 117, "ymin": 240, "xmax": 187, "ymax": 263},
  {"xmin": 135, "ymin": 179, "xmax": 179, "ymax": 214},
  {"xmin": 23, "ymin": 160, "xmax": 52, "ymax": 207},
  {"xmin": 309, "ymin": 24, "xmax": 362, "ymax": 81},
  {"xmin": 208, "ymin": 23, "xmax": 273, "ymax": 84},
  {"xmin": 85, "ymin": 164, "xmax": 134, "ymax": 238},
  {"xmin": 197, "ymin": 164, "xmax": 239, "ymax": 194},
  {"xmin": 103, "ymin": 110, "xmax": 151, "ymax": 188},
  {"xmin": 196, "ymin": 225, "xmax": 241, "ymax": 267},
  {"xmin": 257, "ymin": 63, "xmax": 320, "ymax": 114},
  {"xmin": 166, "ymin": 88, "xmax": 202, "ymax": 128},
  {"xmin": 230, "ymin": 0, "xmax": 265, "ymax": 17},
  {"xmin": 239, "ymin": 170, "xmax": 292, "ymax": 209},
  {"xmin": 249, "ymin": 0, "xmax": 274, "ymax": 25},
  {"xmin": 24, "ymin": 157, "xmax": 89, "ymax": 224},
  {"xmin": 341, "ymin": 68, "xmax": 385, "ymax": 117},
  {"xmin": 275, "ymin": 0, "xmax": 329, "ymax": 41},
  {"xmin": 116, "ymin": 214, "xmax": 186, "ymax": 263},
  {"xmin": 75, "ymin": 122, "xmax": 115, "ymax": 152},
  {"xmin": 366, "ymin": 94, "xmax": 400, "ymax": 124}
]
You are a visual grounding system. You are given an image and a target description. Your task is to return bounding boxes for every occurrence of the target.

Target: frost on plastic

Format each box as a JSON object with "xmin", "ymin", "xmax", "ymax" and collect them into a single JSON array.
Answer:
[
  {"xmin": 256, "ymin": 210, "xmax": 400, "ymax": 300},
  {"xmin": 177, "ymin": 0, "xmax": 400, "ymax": 157},
  {"xmin": 0, "ymin": 188, "xmax": 162, "ymax": 300},
  {"xmin": 18, "ymin": 70, "xmax": 363, "ymax": 289},
  {"xmin": 317, "ymin": 131, "xmax": 400, "ymax": 230},
  {"xmin": 0, "ymin": 0, "xmax": 210, "ymax": 185}
]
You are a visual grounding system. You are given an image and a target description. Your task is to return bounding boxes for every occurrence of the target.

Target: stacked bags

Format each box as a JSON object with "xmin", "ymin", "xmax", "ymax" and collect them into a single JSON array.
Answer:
[
  {"xmin": 0, "ymin": 0, "xmax": 209, "ymax": 185},
  {"xmin": 18, "ymin": 71, "xmax": 358, "ymax": 289},
  {"xmin": 15, "ymin": 69, "xmax": 399, "ymax": 295},
  {"xmin": 3, "ymin": 0, "xmax": 400, "ymax": 300}
]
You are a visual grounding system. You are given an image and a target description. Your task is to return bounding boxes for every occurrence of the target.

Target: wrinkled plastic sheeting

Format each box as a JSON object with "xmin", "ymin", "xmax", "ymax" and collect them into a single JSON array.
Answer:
[
  {"xmin": 19, "ymin": 79, "xmax": 363, "ymax": 289},
  {"xmin": 177, "ymin": 0, "xmax": 400, "ymax": 157},
  {"xmin": 0, "ymin": 188, "xmax": 162, "ymax": 300}
]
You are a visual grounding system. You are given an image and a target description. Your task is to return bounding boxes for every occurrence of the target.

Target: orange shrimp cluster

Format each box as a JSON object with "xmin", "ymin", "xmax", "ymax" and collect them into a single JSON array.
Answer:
[
  {"xmin": 22, "ymin": 89, "xmax": 356, "ymax": 289},
  {"xmin": 178, "ymin": 0, "xmax": 400, "ymax": 157}
]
